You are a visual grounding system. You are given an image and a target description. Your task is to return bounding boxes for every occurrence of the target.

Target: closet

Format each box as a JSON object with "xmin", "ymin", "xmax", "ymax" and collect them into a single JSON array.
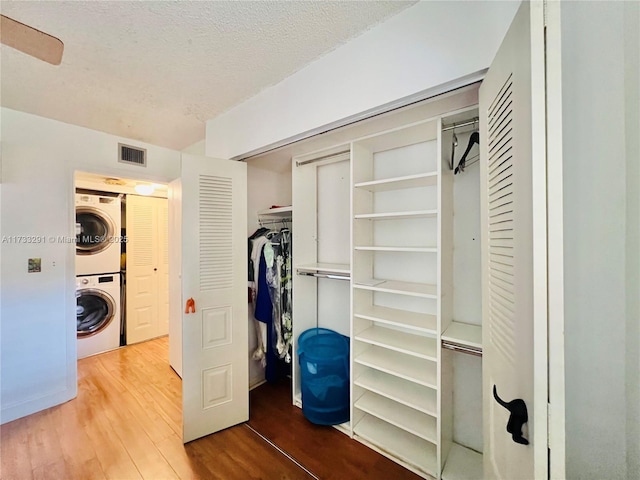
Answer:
[
  {"xmin": 245, "ymin": 87, "xmax": 485, "ymax": 479},
  {"xmin": 292, "ymin": 148, "xmax": 351, "ymax": 410},
  {"xmin": 249, "ymin": 206, "xmax": 293, "ymax": 383}
]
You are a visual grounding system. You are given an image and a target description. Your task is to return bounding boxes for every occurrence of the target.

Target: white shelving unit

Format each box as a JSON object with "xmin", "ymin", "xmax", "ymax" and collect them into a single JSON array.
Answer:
[
  {"xmin": 351, "ymin": 119, "xmax": 445, "ymax": 479},
  {"xmin": 288, "ymin": 92, "xmax": 484, "ymax": 478}
]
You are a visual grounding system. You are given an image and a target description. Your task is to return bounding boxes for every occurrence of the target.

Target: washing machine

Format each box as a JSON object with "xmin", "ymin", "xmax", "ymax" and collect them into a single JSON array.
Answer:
[
  {"xmin": 76, "ymin": 273, "xmax": 121, "ymax": 359},
  {"xmin": 75, "ymin": 193, "xmax": 122, "ymax": 275}
]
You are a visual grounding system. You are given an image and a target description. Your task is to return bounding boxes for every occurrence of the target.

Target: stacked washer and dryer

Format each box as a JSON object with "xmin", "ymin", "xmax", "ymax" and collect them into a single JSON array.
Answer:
[{"xmin": 75, "ymin": 193, "xmax": 123, "ymax": 359}]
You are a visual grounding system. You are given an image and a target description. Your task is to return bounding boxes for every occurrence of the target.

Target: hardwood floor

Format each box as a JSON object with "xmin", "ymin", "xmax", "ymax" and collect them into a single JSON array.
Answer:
[{"xmin": 1, "ymin": 337, "xmax": 421, "ymax": 480}]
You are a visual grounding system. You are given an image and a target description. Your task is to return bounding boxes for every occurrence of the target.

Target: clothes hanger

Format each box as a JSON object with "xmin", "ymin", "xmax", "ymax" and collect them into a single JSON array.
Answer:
[
  {"xmin": 450, "ymin": 129, "xmax": 459, "ymax": 171},
  {"xmin": 454, "ymin": 125, "xmax": 480, "ymax": 174}
]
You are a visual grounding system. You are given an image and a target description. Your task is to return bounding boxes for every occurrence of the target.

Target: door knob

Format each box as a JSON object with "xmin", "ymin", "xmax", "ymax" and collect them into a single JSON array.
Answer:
[{"xmin": 493, "ymin": 385, "xmax": 529, "ymax": 445}]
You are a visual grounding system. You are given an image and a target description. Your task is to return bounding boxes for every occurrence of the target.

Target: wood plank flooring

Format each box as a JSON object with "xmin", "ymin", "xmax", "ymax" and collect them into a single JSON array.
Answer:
[{"xmin": 1, "ymin": 337, "xmax": 421, "ymax": 480}]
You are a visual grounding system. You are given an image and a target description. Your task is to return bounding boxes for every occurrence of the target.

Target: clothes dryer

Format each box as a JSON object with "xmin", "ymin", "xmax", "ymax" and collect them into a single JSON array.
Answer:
[{"xmin": 75, "ymin": 193, "xmax": 122, "ymax": 275}]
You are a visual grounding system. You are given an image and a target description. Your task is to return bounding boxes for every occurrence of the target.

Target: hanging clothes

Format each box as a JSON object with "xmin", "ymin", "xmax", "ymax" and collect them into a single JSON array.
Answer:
[
  {"xmin": 264, "ymin": 228, "xmax": 292, "ymax": 363},
  {"xmin": 248, "ymin": 225, "xmax": 293, "ymax": 383},
  {"xmin": 249, "ymin": 234, "xmax": 269, "ymax": 367},
  {"xmin": 254, "ymin": 246, "xmax": 279, "ymax": 383}
]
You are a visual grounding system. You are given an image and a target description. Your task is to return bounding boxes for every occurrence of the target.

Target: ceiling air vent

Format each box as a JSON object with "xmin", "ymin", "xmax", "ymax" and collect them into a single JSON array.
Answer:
[{"xmin": 118, "ymin": 143, "xmax": 147, "ymax": 167}]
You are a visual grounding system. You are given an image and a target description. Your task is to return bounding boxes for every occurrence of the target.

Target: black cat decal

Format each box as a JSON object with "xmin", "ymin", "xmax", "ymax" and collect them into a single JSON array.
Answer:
[{"xmin": 493, "ymin": 385, "xmax": 529, "ymax": 445}]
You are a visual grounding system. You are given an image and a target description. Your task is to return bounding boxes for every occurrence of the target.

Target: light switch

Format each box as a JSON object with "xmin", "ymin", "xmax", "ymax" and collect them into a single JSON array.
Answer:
[{"xmin": 28, "ymin": 258, "xmax": 41, "ymax": 273}]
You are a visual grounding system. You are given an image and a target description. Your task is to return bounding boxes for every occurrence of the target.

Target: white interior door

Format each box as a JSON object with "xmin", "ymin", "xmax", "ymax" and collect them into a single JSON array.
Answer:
[
  {"xmin": 126, "ymin": 194, "xmax": 159, "ymax": 344},
  {"xmin": 480, "ymin": 2, "xmax": 548, "ymax": 479},
  {"xmin": 180, "ymin": 153, "xmax": 248, "ymax": 443}
]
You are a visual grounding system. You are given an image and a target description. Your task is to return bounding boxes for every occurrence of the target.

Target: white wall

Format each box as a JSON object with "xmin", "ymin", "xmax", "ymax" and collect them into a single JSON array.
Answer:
[
  {"xmin": 561, "ymin": 2, "xmax": 638, "ymax": 478},
  {"xmin": 205, "ymin": 1, "xmax": 519, "ymax": 159},
  {"xmin": 624, "ymin": 1, "xmax": 640, "ymax": 476},
  {"xmin": 182, "ymin": 139, "xmax": 206, "ymax": 156},
  {"xmin": 0, "ymin": 108, "xmax": 180, "ymax": 423},
  {"xmin": 246, "ymin": 162, "xmax": 292, "ymax": 387}
]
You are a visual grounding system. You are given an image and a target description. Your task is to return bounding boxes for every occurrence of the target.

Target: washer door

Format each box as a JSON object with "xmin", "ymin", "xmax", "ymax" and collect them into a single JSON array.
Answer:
[
  {"xmin": 76, "ymin": 206, "xmax": 115, "ymax": 255},
  {"xmin": 76, "ymin": 289, "xmax": 116, "ymax": 338}
]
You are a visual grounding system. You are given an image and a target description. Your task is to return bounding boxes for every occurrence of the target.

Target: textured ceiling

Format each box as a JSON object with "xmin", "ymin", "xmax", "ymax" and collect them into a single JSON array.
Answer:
[{"xmin": 0, "ymin": 1, "xmax": 415, "ymax": 150}]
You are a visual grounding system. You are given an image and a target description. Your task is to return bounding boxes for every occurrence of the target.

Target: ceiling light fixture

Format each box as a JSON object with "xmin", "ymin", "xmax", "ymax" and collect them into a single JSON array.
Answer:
[{"xmin": 134, "ymin": 184, "xmax": 155, "ymax": 195}]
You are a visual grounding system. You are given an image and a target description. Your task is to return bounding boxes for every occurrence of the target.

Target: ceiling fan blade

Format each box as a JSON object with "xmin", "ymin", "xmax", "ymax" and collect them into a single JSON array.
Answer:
[{"xmin": 0, "ymin": 14, "xmax": 63, "ymax": 65}]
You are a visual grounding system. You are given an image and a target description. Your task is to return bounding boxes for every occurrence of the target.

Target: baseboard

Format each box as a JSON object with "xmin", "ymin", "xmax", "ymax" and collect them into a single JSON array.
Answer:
[
  {"xmin": 1, "ymin": 387, "xmax": 75, "ymax": 424},
  {"xmin": 249, "ymin": 377, "xmax": 267, "ymax": 391}
]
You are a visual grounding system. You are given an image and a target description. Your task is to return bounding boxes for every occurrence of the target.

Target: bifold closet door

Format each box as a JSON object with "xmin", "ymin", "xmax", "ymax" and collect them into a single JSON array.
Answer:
[
  {"xmin": 479, "ymin": 2, "xmax": 548, "ymax": 479},
  {"xmin": 179, "ymin": 153, "xmax": 248, "ymax": 444},
  {"xmin": 126, "ymin": 195, "xmax": 169, "ymax": 344}
]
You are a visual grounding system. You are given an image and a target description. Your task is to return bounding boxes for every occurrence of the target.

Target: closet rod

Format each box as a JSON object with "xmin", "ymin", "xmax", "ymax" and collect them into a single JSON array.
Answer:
[
  {"xmin": 258, "ymin": 218, "xmax": 291, "ymax": 225},
  {"xmin": 441, "ymin": 341, "xmax": 483, "ymax": 357},
  {"xmin": 297, "ymin": 271, "xmax": 350, "ymax": 281},
  {"xmin": 441, "ymin": 117, "xmax": 479, "ymax": 132},
  {"xmin": 296, "ymin": 150, "xmax": 350, "ymax": 167}
]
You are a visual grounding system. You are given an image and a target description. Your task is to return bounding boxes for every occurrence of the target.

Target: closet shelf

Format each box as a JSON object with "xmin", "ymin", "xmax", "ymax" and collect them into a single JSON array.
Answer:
[
  {"xmin": 354, "ymin": 246, "xmax": 437, "ymax": 253},
  {"xmin": 295, "ymin": 263, "xmax": 351, "ymax": 275},
  {"xmin": 353, "ymin": 279, "xmax": 437, "ymax": 299},
  {"xmin": 355, "ymin": 391, "xmax": 437, "ymax": 444},
  {"xmin": 442, "ymin": 321, "xmax": 483, "ymax": 352},
  {"xmin": 354, "ymin": 172, "xmax": 438, "ymax": 192},
  {"xmin": 353, "ymin": 305, "xmax": 437, "ymax": 334},
  {"xmin": 257, "ymin": 205, "xmax": 292, "ymax": 216},
  {"xmin": 354, "ymin": 415, "xmax": 438, "ymax": 478},
  {"xmin": 354, "ymin": 210, "xmax": 438, "ymax": 221},
  {"xmin": 441, "ymin": 443, "xmax": 483, "ymax": 480},
  {"xmin": 355, "ymin": 325, "xmax": 437, "ymax": 360},
  {"xmin": 355, "ymin": 346, "xmax": 437, "ymax": 388},
  {"xmin": 355, "ymin": 369, "xmax": 437, "ymax": 416}
]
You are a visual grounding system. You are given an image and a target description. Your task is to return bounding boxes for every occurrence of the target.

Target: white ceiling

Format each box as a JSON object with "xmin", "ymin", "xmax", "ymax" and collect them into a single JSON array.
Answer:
[{"xmin": 1, "ymin": 1, "xmax": 415, "ymax": 151}]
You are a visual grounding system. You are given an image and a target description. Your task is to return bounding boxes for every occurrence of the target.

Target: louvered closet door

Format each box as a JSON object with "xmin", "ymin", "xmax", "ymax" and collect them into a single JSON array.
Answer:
[
  {"xmin": 479, "ymin": 2, "xmax": 548, "ymax": 479},
  {"xmin": 126, "ymin": 195, "xmax": 159, "ymax": 344},
  {"xmin": 180, "ymin": 153, "xmax": 248, "ymax": 443}
]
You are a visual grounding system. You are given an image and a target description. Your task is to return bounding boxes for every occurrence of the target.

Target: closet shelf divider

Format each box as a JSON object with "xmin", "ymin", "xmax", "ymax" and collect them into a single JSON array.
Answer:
[
  {"xmin": 353, "ymin": 279, "xmax": 437, "ymax": 298},
  {"xmin": 354, "ymin": 246, "xmax": 437, "ymax": 253},
  {"xmin": 353, "ymin": 415, "xmax": 438, "ymax": 478},
  {"xmin": 354, "ymin": 369, "xmax": 438, "ymax": 416},
  {"xmin": 441, "ymin": 321, "xmax": 483, "ymax": 351},
  {"xmin": 355, "ymin": 325, "xmax": 437, "ymax": 360},
  {"xmin": 354, "ymin": 391, "xmax": 438, "ymax": 444},
  {"xmin": 353, "ymin": 305, "xmax": 437, "ymax": 334},
  {"xmin": 354, "ymin": 210, "xmax": 437, "ymax": 221},
  {"xmin": 257, "ymin": 205, "xmax": 292, "ymax": 216},
  {"xmin": 354, "ymin": 172, "xmax": 438, "ymax": 192},
  {"xmin": 295, "ymin": 263, "xmax": 351, "ymax": 275},
  {"xmin": 355, "ymin": 346, "xmax": 438, "ymax": 388}
]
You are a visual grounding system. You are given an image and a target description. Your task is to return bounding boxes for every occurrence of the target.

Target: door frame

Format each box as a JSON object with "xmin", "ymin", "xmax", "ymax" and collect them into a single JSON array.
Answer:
[{"xmin": 543, "ymin": 2, "xmax": 567, "ymax": 478}]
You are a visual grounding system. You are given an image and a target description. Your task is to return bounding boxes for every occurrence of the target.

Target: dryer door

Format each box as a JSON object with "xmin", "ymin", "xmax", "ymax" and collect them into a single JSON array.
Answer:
[
  {"xmin": 76, "ymin": 288, "xmax": 116, "ymax": 338},
  {"xmin": 76, "ymin": 206, "xmax": 116, "ymax": 255}
]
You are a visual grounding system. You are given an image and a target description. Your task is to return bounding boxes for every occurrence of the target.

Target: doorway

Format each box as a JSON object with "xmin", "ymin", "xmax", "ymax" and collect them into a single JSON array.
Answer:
[{"xmin": 74, "ymin": 171, "xmax": 170, "ymax": 361}]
